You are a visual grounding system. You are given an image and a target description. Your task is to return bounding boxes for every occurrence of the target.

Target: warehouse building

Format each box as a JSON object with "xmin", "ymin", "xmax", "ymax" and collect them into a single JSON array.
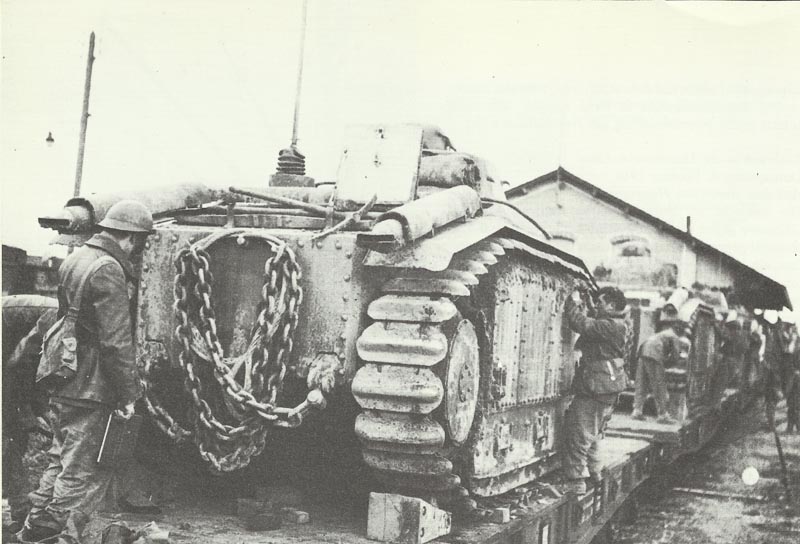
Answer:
[{"xmin": 506, "ymin": 167, "xmax": 791, "ymax": 310}]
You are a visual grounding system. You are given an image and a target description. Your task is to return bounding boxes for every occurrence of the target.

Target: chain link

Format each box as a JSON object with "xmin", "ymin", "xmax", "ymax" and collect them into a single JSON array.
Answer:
[{"xmin": 143, "ymin": 230, "xmax": 312, "ymax": 472}]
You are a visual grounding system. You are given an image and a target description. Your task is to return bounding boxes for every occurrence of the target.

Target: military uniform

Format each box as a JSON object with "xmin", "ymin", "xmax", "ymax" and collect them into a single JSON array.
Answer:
[
  {"xmin": 24, "ymin": 231, "xmax": 142, "ymax": 540},
  {"xmin": 761, "ymin": 322, "xmax": 782, "ymax": 429},
  {"xmin": 742, "ymin": 327, "xmax": 763, "ymax": 391},
  {"xmin": 786, "ymin": 368, "xmax": 800, "ymax": 433},
  {"xmin": 720, "ymin": 322, "xmax": 749, "ymax": 389},
  {"xmin": 562, "ymin": 295, "xmax": 629, "ymax": 483},
  {"xmin": 776, "ymin": 325, "xmax": 797, "ymax": 396},
  {"xmin": 632, "ymin": 328, "xmax": 681, "ymax": 420}
]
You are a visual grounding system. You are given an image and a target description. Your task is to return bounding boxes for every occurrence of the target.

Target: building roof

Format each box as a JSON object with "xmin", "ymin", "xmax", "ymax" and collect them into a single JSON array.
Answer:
[{"xmin": 506, "ymin": 167, "xmax": 792, "ymax": 310}]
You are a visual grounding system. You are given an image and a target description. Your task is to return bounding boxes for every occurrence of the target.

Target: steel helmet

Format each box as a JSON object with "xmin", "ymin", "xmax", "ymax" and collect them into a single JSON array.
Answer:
[{"xmin": 98, "ymin": 200, "xmax": 154, "ymax": 233}]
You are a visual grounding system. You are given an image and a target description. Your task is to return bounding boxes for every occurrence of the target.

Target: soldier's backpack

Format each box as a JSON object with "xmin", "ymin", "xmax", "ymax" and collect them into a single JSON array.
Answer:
[
  {"xmin": 36, "ymin": 256, "xmax": 115, "ymax": 392},
  {"xmin": 580, "ymin": 357, "xmax": 629, "ymax": 396}
]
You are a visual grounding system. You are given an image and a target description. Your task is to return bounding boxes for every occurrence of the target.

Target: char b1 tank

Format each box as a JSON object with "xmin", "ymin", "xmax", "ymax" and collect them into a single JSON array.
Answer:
[
  {"xmin": 599, "ymin": 243, "xmax": 747, "ymax": 424},
  {"xmin": 40, "ymin": 125, "xmax": 597, "ymax": 510}
]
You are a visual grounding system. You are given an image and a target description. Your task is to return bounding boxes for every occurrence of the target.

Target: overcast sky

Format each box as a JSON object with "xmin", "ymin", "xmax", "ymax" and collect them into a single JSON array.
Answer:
[{"xmin": 2, "ymin": 1, "xmax": 798, "ymax": 307}]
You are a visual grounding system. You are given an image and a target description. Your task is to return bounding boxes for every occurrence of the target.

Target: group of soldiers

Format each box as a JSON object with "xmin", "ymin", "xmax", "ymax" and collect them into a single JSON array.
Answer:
[
  {"xmin": 557, "ymin": 286, "xmax": 800, "ymax": 496},
  {"xmin": 755, "ymin": 314, "xmax": 800, "ymax": 433},
  {"xmin": 713, "ymin": 308, "xmax": 799, "ymax": 432}
]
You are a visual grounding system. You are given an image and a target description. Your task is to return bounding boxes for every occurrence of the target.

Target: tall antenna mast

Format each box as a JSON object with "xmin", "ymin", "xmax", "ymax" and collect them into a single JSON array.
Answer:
[
  {"xmin": 291, "ymin": 0, "xmax": 308, "ymax": 148},
  {"xmin": 272, "ymin": 0, "xmax": 311, "ymax": 184},
  {"xmin": 74, "ymin": 31, "xmax": 96, "ymax": 197}
]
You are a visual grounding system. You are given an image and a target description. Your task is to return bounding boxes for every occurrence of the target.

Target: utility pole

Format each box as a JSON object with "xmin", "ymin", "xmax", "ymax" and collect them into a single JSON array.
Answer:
[{"xmin": 74, "ymin": 31, "xmax": 96, "ymax": 198}]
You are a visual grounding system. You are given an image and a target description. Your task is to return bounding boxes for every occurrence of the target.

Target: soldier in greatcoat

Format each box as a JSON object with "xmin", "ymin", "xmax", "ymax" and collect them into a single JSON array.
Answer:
[{"xmin": 19, "ymin": 201, "xmax": 153, "ymax": 543}]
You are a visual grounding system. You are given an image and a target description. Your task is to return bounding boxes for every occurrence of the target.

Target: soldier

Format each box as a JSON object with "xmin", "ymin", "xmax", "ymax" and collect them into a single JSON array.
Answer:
[
  {"xmin": 631, "ymin": 317, "xmax": 685, "ymax": 424},
  {"xmin": 761, "ymin": 311, "xmax": 782, "ymax": 431},
  {"xmin": 776, "ymin": 319, "xmax": 797, "ymax": 396},
  {"xmin": 18, "ymin": 200, "xmax": 153, "ymax": 543},
  {"xmin": 742, "ymin": 319, "xmax": 764, "ymax": 391},
  {"xmin": 2, "ymin": 296, "xmax": 58, "ymax": 535},
  {"xmin": 562, "ymin": 286, "xmax": 630, "ymax": 495},
  {"xmin": 786, "ymin": 354, "xmax": 800, "ymax": 434},
  {"xmin": 721, "ymin": 312, "xmax": 751, "ymax": 389}
]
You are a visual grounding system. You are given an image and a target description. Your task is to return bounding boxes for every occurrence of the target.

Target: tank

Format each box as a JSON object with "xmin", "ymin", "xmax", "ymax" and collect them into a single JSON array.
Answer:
[
  {"xmin": 40, "ymin": 125, "xmax": 597, "ymax": 510},
  {"xmin": 605, "ymin": 256, "xmax": 743, "ymax": 422}
]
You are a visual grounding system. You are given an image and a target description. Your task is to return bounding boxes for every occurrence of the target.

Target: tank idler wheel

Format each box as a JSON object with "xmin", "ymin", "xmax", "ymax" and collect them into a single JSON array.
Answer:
[{"xmin": 442, "ymin": 320, "xmax": 480, "ymax": 446}]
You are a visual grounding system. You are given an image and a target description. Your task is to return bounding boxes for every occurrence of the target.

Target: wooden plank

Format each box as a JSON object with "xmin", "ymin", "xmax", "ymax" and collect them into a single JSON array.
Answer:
[{"xmin": 368, "ymin": 493, "xmax": 451, "ymax": 544}]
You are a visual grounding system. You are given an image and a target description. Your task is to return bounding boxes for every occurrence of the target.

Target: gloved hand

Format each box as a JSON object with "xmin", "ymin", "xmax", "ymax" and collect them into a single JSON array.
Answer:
[{"xmin": 115, "ymin": 403, "xmax": 135, "ymax": 419}]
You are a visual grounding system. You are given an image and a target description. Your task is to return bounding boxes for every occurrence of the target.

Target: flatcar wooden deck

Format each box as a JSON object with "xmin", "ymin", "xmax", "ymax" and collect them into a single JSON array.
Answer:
[{"xmin": 85, "ymin": 389, "xmax": 745, "ymax": 544}]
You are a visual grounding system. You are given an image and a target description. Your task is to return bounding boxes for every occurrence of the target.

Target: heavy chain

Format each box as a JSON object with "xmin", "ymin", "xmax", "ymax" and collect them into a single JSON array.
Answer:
[
  {"xmin": 140, "ymin": 371, "xmax": 192, "ymax": 444},
  {"xmin": 169, "ymin": 230, "xmax": 306, "ymax": 472}
]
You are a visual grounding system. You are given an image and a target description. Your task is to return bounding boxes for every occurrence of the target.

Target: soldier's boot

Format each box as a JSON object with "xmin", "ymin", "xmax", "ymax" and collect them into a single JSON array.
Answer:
[
  {"xmin": 16, "ymin": 523, "xmax": 60, "ymax": 544},
  {"xmin": 631, "ymin": 411, "xmax": 646, "ymax": 421},
  {"xmin": 8, "ymin": 500, "xmax": 32, "ymax": 534},
  {"xmin": 656, "ymin": 414, "xmax": 677, "ymax": 425},
  {"xmin": 17, "ymin": 511, "xmax": 61, "ymax": 544},
  {"xmin": 3, "ymin": 524, "xmax": 21, "ymax": 543}
]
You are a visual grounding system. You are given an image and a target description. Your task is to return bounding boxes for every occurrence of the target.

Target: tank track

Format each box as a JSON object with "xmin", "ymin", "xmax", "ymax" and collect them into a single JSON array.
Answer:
[{"xmin": 353, "ymin": 235, "xmax": 585, "ymax": 509}]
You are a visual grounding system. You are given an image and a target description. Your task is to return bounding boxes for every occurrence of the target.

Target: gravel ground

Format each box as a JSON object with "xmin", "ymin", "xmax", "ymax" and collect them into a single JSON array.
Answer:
[{"xmin": 615, "ymin": 399, "xmax": 800, "ymax": 544}]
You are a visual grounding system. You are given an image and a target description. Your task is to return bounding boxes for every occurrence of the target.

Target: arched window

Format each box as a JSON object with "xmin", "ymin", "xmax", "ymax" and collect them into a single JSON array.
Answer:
[
  {"xmin": 609, "ymin": 234, "xmax": 651, "ymax": 258},
  {"xmin": 550, "ymin": 231, "xmax": 575, "ymax": 245}
]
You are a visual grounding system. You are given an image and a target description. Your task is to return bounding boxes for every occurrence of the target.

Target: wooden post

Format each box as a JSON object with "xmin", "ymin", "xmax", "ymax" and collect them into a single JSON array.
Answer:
[
  {"xmin": 74, "ymin": 31, "xmax": 96, "ymax": 198},
  {"xmin": 767, "ymin": 408, "xmax": 793, "ymax": 503}
]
